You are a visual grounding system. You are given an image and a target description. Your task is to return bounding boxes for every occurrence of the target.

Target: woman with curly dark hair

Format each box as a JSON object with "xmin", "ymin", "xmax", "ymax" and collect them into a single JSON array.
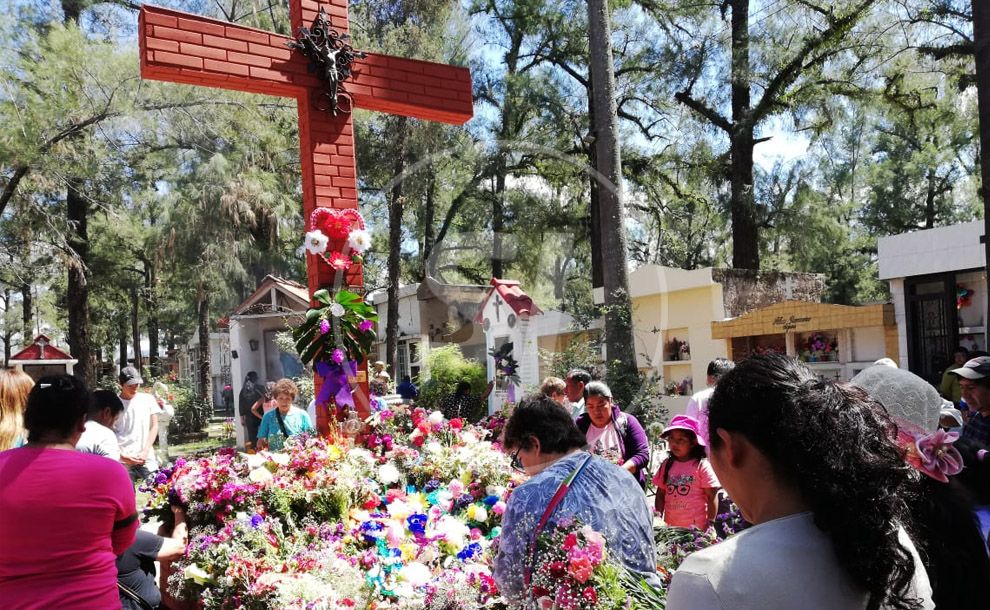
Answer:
[{"xmin": 666, "ymin": 354, "xmax": 933, "ymax": 610}]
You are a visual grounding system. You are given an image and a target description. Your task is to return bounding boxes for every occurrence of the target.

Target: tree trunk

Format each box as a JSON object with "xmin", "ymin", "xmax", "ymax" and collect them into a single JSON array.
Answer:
[
  {"xmin": 422, "ymin": 164, "xmax": 437, "ymax": 280},
  {"xmin": 975, "ymin": 0, "xmax": 990, "ymax": 333},
  {"xmin": 385, "ymin": 117, "xmax": 409, "ymax": 375},
  {"xmin": 587, "ymin": 89, "xmax": 604, "ymax": 296},
  {"xmin": 130, "ymin": 285, "xmax": 142, "ymax": 373},
  {"xmin": 66, "ymin": 178, "xmax": 92, "ymax": 383},
  {"xmin": 2, "ymin": 288, "xmax": 11, "ymax": 365},
  {"xmin": 143, "ymin": 258, "xmax": 160, "ymax": 376},
  {"xmin": 197, "ymin": 290, "xmax": 212, "ymax": 407},
  {"xmin": 21, "ymin": 283, "xmax": 31, "ymax": 339},
  {"xmin": 587, "ymin": 0, "xmax": 636, "ymax": 371},
  {"xmin": 118, "ymin": 314, "xmax": 127, "ymax": 368},
  {"xmin": 730, "ymin": 0, "xmax": 759, "ymax": 270},
  {"xmin": 492, "ymin": 173, "xmax": 506, "ymax": 279}
]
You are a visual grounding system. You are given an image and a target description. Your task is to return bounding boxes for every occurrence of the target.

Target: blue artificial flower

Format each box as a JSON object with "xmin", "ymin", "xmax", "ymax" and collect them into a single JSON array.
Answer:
[
  {"xmin": 249, "ymin": 514, "xmax": 264, "ymax": 528},
  {"xmin": 456, "ymin": 542, "xmax": 482, "ymax": 561},
  {"xmin": 483, "ymin": 495, "xmax": 499, "ymax": 506},
  {"xmin": 424, "ymin": 479, "xmax": 441, "ymax": 492},
  {"xmin": 361, "ymin": 520, "xmax": 384, "ymax": 543},
  {"xmin": 406, "ymin": 513, "xmax": 428, "ymax": 536}
]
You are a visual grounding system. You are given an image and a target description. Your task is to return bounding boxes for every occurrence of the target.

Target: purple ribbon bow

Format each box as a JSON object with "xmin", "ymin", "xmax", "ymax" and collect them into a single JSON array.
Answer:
[{"xmin": 316, "ymin": 359, "xmax": 357, "ymax": 408}]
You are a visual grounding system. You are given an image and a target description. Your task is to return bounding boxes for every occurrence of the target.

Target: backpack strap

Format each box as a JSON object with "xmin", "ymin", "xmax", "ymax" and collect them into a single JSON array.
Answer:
[{"xmin": 274, "ymin": 409, "xmax": 292, "ymax": 437}]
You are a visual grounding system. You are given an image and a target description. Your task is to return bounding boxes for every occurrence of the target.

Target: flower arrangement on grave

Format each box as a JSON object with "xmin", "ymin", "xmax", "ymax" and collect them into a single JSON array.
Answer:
[
  {"xmin": 679, "ymin": 341, "xmax": 690, "ymax": 361},
  {"xmin": 146, "ymin": 404, "xmax": 516, "ymax": 610},
  {"xmin": 303, "ymin": 207, "xmax": 372, "ymax": 271},
  {"xmin": 293, "ymin": 288, "xmax": 377, "ymax": 411},
  {"xmin": 802, "ymin": 332, "xmax": 838, "ymax": 362},
  {"xmin": 489, "ymin": 343, "xmax": 521, "ymax": 401}
]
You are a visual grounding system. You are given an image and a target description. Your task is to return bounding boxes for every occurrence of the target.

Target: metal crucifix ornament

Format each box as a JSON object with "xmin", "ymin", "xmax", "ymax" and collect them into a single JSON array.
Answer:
[{"xmin": 288, "ymin": 8, "xmax": 365, "ymax": 116}]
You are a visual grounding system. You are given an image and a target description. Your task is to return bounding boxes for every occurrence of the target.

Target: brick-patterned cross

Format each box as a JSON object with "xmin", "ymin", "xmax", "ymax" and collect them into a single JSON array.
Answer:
[{"xmin": 138, "ymin": 2, "xmax": 472, "ymax": 435}]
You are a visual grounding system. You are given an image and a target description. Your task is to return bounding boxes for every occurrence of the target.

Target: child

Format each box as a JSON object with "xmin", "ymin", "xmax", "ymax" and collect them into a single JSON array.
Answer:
[{"xmin": 654, "ymin": 415, "xmax": 721, "ymax": 530}]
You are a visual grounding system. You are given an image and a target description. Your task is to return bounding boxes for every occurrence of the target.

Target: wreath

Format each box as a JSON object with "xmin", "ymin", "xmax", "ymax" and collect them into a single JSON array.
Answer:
[
  {"xmin": 302, "ymin": 208, "xmax": 371, "ymax": 271},
  {"xmin": 489, "ymin": 343, "xmax": 520, "ymax": 386}
]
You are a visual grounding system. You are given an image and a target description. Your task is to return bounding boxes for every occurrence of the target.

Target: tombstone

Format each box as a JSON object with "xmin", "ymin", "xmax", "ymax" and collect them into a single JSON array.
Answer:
[
  {"xmin": 475, "ymin": 279, "xmax": 543, "ymax": 414},
  {"xmin": 8, "ymin": 335, "xmax": 78, "ymax": 380}
]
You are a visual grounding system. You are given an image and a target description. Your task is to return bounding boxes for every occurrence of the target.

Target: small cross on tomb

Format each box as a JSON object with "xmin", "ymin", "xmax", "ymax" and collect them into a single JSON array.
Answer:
[
  {"xmin": 137, "ymin": 1, "xmax": 473, "ymax": 432},
  {"xmin": 492, "ymin": 294, "xmax": 504, "ymax": 322}
]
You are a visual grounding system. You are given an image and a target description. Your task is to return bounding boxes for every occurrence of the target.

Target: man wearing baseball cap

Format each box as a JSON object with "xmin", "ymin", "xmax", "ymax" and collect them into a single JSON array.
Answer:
[
  {"xmin": 114, "ymin": 366, "xmax": 159, "ymax": 482},
  {"xmin": 952, "ymin": 356, "xmax": 990, "ymax": 446}
]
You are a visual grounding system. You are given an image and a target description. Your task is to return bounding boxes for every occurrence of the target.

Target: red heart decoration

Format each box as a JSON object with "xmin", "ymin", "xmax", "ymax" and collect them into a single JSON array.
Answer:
[{"xmin": 310, "ymin": 208, "xmax": 365, "ymax": 241}]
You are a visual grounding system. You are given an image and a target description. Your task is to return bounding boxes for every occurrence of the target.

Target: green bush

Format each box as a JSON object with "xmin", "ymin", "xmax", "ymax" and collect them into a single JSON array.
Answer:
[
  {"xmin": 418, "ymin": 345, "xmax": 486, "ymax": 409},
  {"xmin": 168, "ymin": 381, "xmax": 212, "ymax": 436}
]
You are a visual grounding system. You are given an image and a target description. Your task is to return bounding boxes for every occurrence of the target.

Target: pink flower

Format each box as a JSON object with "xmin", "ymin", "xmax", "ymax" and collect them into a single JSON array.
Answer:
[
  {"xmin": 331, "ymin": 348, "xmax": 345, "ymax": 364},
  {"xmin": 582, "ymin": 586, "xmax": 598, "ymax": 604},
  {"xmin": 562, "ymin": 532, "xmax": 578, "ymax": 550},
  {"xmin": 567, "ymin": 554, "xmax": 594, "ymax": 583},
  {"xmin": 915, "ymin": 429, "xmax": 963, "ymax": 483},
  {"xmin": 319, "ymin": 319, "xmax": 331, "ymax": 335},
  {"xmin": 326, "ymin": 251, "xmax": 352, "ymax": 271},
  {"xmin": 359, "ymin": 319, "xmax": 374, "ymax": 332}
]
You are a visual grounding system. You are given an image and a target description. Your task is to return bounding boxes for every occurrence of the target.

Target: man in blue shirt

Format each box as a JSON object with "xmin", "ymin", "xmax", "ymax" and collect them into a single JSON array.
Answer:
[
  {"xmin": 396, "ymin": 375, "xmax": 418, "ymax": 403},
  {"xmin": 953, "ymin": 356, "xmax": 990, "ymax": 447}
]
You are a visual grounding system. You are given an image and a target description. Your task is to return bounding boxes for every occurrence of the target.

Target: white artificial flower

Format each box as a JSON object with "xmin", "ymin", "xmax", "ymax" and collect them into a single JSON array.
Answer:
[
  {"xmin": 241, "ymin": 452, "xmax": 266, "ymax": 469},
  {"xmin": 184, "ymin": 564, "xmax": 214, "ymax": 585},
  {"xmin": 270, "ymin": 452, "xmax": 290, "ymax": 466},
  {"xmin": 304, "ymin": 230, "xmax": 329, "ymax": 255},
  {"xmin": 330, "ymin": 302, "xmax": 346, "ymax": 317},
  {"xmin": 428, "ymin": 411, "xmax": 444, "ymax": 426},
  {"xmin": 378, "ymin": 461, "xmax": 401, "ymax": 485},
  {"xmin": 248, "ymin": 466, "xmax": 273, "ymax": 483},
  {"xmin": 397, "ymin": 562, "xmax": 432, "ymax": 587},
  {"xmin": 347, "ymin": 229, "xmax": 372, "ymax": 253}
]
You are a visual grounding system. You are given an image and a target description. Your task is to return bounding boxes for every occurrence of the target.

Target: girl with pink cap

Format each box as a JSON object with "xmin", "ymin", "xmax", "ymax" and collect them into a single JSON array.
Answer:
[{"xmin": 653, "ymin": 414, "xmax": 720, "ymax": 529}]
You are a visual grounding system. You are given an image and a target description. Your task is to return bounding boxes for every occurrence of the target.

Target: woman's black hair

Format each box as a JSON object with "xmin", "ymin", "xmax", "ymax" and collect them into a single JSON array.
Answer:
[
  {"xmin": 24, "ymin": 375, "xmax": 91, "ymax": 442},
  {"xmin": 503, "ymin": 394, "xmax": 587, "ymax": 453},
  {"xmin": 455, "ymin": 380, "xmax": 472, "ymax": 395},
  {"xmin": 709, "ymin": 354, "xmax": 920, "ymax": 610}
]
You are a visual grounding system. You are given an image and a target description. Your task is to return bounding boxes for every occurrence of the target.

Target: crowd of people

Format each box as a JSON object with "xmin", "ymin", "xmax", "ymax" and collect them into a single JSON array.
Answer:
[
  {"xmin": 2, "ymin": 350, "xmax": 990, "ymax": 608},
  {"xmin": 494, "ymin": 355, "xmax": 990, "ymax": 609}
]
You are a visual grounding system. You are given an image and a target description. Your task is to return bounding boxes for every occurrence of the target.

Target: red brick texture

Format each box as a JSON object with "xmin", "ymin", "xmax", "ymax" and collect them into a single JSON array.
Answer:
[{"xmin": 138, "ymin": 2, "xmax": 473, "ymax": 426}]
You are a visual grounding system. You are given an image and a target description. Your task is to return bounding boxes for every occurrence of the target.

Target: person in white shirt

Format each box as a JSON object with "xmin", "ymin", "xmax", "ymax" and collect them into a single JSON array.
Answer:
[
  {"xmin": 563, "ymin": 368, "xmax": 591, "ymax": 419},
  {"xmin": 666, "ymin": 354, "xmax": 934, "ymax": 610},
  {"xmin": 76, "ymin": 390, "xmax": 125, "ymax": 461},
  {"xmin": 684, "ymin": 358, "xmax": 735, "ymax": 422},
  {"xmin": 114, "ymin": 367, "xmax": 159, "ymax": 482}
]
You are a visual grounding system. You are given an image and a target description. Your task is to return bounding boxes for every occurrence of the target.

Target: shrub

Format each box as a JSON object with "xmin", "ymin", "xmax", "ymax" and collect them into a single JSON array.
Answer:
[
  {"xmin": 168, "ymin": 381, "xmax": 211, "ymax": 436},
  {"xmin": 417, "ymin": 345, "xmax": 486, "ymax": 409}
]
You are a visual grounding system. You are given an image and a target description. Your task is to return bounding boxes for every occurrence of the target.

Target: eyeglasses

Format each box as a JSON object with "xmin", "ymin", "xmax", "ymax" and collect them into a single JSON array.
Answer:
[{"xmin": 510, "ymin": 448, "xmax": 524, "ymax": 472}]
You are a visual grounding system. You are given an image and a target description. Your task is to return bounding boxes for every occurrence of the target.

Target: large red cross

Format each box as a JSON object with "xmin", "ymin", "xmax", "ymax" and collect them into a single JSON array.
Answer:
[{"xmin": 138, "ymin": 2, "xmax": 472, "ymax": 434}]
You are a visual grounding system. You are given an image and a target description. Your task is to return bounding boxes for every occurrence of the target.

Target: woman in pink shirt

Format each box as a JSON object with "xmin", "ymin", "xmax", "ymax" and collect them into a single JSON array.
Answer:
[{"xmin": 0, "ymin": 375, "xmax": 138, "ymax": 609}]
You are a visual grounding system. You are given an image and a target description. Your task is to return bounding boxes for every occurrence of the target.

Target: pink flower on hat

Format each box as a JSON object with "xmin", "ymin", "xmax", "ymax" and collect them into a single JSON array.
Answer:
[{"xmin": 914, "ymin": 429, "xmax": 963, "ymax": 484}]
